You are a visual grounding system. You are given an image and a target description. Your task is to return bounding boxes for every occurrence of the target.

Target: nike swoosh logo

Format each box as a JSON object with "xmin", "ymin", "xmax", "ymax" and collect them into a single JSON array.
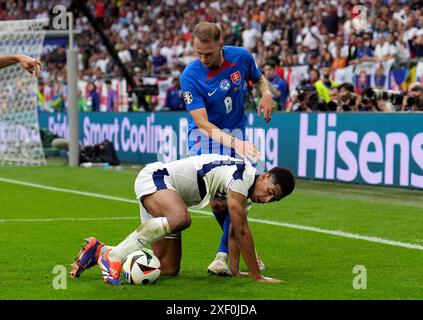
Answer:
[{"xmin": 208, "ymin": 89, "xmax": 217, "ymax": 96}]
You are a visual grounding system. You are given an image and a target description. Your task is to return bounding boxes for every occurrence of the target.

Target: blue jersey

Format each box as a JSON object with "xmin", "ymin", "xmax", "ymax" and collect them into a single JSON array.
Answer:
[
  {"xmin": 180, "ymin": 46, "xmax": 261, "ymax": 156},
  {"xmin": 270, "ymin": 74, "xmax": 289, "ymax": 111}
]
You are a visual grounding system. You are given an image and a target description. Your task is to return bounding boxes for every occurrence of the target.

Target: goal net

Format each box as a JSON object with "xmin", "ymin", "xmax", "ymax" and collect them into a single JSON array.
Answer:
[{"xmin": 0, "ymin": 19, "xmax": 47, "ymax": 166}]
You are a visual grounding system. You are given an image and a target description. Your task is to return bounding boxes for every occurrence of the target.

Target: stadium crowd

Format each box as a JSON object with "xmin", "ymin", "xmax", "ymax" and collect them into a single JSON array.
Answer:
[{"xmin": 2, "ymin": 0, "xmax": 423, "ymax": 112}]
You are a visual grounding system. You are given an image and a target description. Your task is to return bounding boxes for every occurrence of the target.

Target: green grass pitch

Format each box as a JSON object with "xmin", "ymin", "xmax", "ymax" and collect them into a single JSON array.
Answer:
[{"xmin": 0, "ymin": 160, "xmax": 422, "ymax": 300}]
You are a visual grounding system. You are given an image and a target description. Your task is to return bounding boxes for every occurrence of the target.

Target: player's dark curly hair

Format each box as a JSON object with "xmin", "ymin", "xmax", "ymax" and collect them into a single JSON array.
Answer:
[{"xmin": 268, "ymin": 167, "xmax": 295, "ymax": 200}]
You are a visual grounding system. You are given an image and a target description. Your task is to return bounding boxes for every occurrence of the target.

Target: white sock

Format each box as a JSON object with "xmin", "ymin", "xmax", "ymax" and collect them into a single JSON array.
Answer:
[
  {"xmin": 108, "ymin": 230, "xmax": 139, "ymax": 262},
  {"xmin": 99, "ymin": 245, "xmax": 113, "ymax": 257},
  {"xmin": 109, "ymin": 217, "xmax": 172, "ymax": 262},
  {"xmin": 216, "ymin": 252, "xmax": 229, "ymax": 262}
]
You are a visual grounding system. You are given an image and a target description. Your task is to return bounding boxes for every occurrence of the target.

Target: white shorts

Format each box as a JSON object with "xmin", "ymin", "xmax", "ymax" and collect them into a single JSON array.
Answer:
[{"xmin": 134, "ymin": 164, "xmax": 181, "ymax": 240}]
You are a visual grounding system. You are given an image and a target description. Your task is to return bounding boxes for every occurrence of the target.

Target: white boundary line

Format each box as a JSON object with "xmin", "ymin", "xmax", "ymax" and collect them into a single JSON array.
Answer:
[
  {"xmin": 1, "ymin": 176, "xmax": 423, "ymax": 251},
  {"xmin": 0, "ymin": 216, "xmax": 210, "ymax": 223},
  {"xmin": 0, "ymin": 177, "xmax": 138, "ymax": 204},
  {"xmin": 0, "ymin": 216, "xmax": 138, "ymax": 223}
]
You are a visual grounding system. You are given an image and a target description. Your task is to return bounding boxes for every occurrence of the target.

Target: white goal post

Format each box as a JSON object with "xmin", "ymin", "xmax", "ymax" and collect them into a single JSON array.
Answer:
[{"xmin": 0, "ymin": 19, "xmax": 47, "ymax": 166}]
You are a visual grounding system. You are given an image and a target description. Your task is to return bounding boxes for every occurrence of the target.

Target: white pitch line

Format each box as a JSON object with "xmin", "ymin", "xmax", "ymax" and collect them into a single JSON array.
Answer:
[
  {"xmin": 0, "ymin": 177, "xmax": 138, "ymax": 204},
  {"xmin": 0, "ymin": 216, "xmax": 210, "ymax": 223},
  {"xmin": 188, "ymin": 209, "xmax": 423, "ymax": 251},
  {"xmin": 249, "ymin": 217, "xmax": 423, "ymax": 251},
  {"xmin": 0, "ymin": 216, "xmax": 138, "ymax": 223},
  {"xmin": 1, "ymin": 176, "xmax": 423, "ymax": 251}
]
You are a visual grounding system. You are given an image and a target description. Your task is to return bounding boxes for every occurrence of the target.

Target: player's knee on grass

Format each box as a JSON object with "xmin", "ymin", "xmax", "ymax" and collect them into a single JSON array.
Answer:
[
  {"xmin": 152, "ymin": 250, "xmax": 180, "ymax": 276},
  {"xmin": 160, "ymin": 261, "xmax": 180, "ymax": 276},
  {"xmin": 152, "ymin": 239, "xmax": 181, "ymax": 277}
]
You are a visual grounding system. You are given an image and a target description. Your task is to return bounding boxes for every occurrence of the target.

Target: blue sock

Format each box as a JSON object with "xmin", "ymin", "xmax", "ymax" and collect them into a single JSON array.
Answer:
[
  {"xmin": 212, "ymin": 210, "xmax": 226, "ymax": 229},
  {"xmin": 217, "ymin": 214, "xmax": 230, "ymax": 254},
  {"xmin": 212, "ymin": 210, "xmax": 230, "ymax": 254}
]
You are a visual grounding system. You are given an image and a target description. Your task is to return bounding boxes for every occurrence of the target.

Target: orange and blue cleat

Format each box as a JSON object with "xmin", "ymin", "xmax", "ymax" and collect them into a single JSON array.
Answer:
[
  {"xmin": 70, "ymin": 237, "xmax": 104, "ymax": 278},
  {"xmin": 98, "ymin": 249, "xmax": 122, "ymax": 285}
]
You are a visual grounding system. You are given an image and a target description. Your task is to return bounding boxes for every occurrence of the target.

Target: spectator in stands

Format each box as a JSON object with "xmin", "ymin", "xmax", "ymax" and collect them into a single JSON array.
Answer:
[
  {"xmin": 295, "ymin": 44, "xmax": 310, "ymax": 65},
  {"xmin": 297, "ymin": 17, "xmax": 322, "ymax": 54},
  {"xmin": 358, "ymin": 93, "xmax": 390, "ymax": 113},
  {"xmin": 242, "ymin": 21, "xmax": 261, "ymax": 52},
  {"xmin": 386, "ymin": 32, "xmax": 408, "ymax": 61},
  {"xmin": 414, "ymin": 29, "xmax": 423, "ymax": 58},
  {"xmin": 349, "ymin": 36, "xmax": 373, "ymax": 64},
  {"xmin": 95, "ymin": 0, "xmax": 106, "ymax": 27},
  {"xmin": 401, "ymin": 84, "xmax": 423, "ymax": 112},
  {"xmin": 328, "ymin": 34, "xmax": 348, "ymax": 59},
  {"xmin": 262, "ymin": 60, "xmax": 289, "ymax": 111},
  {"xmin": 319, "ymin": 46, "xmax": 334, "ymax": 69},
  {"xmin": 151, "ymin": 48, "xmax": 168, "ymax": 76},
  {"xmin": 49, "ymin": 46, "xmax": 67, "ymax": 65},
  {"xmin": 307, "ymin": 68, "xmax": 320, "ymax": 87},
  {"xmin": 373, "ymin": 34, "xmax": 397, "ymax": 61},
  {"xmin": 314, "ymin": 66, "xmax": 339, "ymax": 103},
  {"xmin": 133, "ymin": 47, "xmax": 151, "ymax": 75},
  {"xmin": 403, "ymin": 16, "xmax": 419, "ymax": 57},
  {"xmin": 37, "ymin": 82, "xmax": 46, "ymax": 112},
  {"xmin": 279, "ymin": 39, "xmax": 291, "ymax": 62},
  {"xmin": 105, "ymin": 79, "xmax": 118, "ymax": 112},
  {"xmin": 263, "ymin": 23, "xmax": 280, "ymax": 47},
  {"xmin": 289, "ymin": 87, "xmax": 313, "ymax": 113},
  {"xmin": 164, "ymin": 77, "xmax": 185, "ymax": 111},
  {"xmin": 49, "ymin": 83, "xmax": 65, "ymax": 112},
  {"xmin": 87, "ymin": 82, "xmax": 100, "ymax": 112},
  {"xmin": 331, "ymin": 46, "xmax": 348, "ymax": 71},
  {"xmin": 337, "ymin": 83, "xmax": 357, "ymax": 112},
  {"xmin": 78, "ymin": 89, "xmax": 91, "ymax": 112},
  {"xmin": 117, "ymin": 42, "xmax": 132, "ymax": 65},
  {"xmin": 327, "ymin": 86, "xmax": 340, "ymax": 112},
  {"xmin": 5, "ymin": 0, "xmax": 418, "ymax": 113},
  {"xmin": 323, "ymin": 5, "xmax": 339, "ymax": 35}
]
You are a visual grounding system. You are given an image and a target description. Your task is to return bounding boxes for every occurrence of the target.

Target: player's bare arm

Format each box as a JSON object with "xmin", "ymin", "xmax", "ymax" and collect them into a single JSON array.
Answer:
[
  {"xmin": 0, "ymin": 54, "xmax": 41, "ymax": 77},
  {"xmin": 228, "ymin": 223, "xmax": 240, "ymax": 275},
  {"xmin": 255, "ymin": 74, "xmax": 274, "ymax": 123},
  {"xmin": 189, "ymin": 108, "xmax": 262, "ymax": 161},
  {"xmin": 226, "ymin": 189, "xmax": 282, "ymax": 283},
  {"xmin": 228, "ymin": 223, "xmax": 250, "ymax": 277}
]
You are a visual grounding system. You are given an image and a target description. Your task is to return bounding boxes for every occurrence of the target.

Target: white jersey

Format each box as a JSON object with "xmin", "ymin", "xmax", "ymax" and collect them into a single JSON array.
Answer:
[{"xmin": 134, "ymin": 154, "xmax": 257, "ymax": 209}]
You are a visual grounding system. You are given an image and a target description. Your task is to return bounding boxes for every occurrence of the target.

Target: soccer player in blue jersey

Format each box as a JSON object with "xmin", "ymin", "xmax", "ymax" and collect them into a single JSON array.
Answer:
[{"xmin": 180, "ymin": 22, "xmax": 275, "ymax": 276}]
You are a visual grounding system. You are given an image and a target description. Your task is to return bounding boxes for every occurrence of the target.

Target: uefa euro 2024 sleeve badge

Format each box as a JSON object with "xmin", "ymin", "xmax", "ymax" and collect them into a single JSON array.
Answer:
[{"xmin": 183, "ymin": 91, "xmax": 193, "ymax": 104}]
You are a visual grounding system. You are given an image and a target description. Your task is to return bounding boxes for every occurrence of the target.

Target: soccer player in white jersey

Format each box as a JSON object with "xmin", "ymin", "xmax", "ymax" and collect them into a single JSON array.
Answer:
[
  {"xmin": 0, "ymin": 54, "xmax": 41, "ymax": 77},
  {"xmin": 70, "ymin": 154, "xmax": 295, "ymax": 284}
]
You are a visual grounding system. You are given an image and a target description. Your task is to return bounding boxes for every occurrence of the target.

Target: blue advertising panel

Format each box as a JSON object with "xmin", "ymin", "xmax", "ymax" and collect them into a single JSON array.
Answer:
[{"xmin": 38, "ymin": 112, "xmax": 423, "ymax": 189}]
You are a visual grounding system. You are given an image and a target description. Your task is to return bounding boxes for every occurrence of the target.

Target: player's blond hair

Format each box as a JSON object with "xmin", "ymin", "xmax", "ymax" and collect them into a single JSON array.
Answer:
[{"xmin": 193, "ymin": 22, "xmax": 222, "ymax": 43}]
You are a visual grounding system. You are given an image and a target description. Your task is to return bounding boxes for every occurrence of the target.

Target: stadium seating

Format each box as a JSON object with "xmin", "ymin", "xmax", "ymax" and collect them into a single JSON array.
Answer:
[{"xmin": 2, "ymin": 0, "xmax": 422, "ymax": 112}]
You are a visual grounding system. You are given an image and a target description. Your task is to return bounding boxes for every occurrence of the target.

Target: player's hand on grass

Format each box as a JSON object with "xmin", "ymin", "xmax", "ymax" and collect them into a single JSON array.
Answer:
[
  {"xmin": 255, "ymin": 275, "xmax": 285, "ymax": 283},
  {"xmin": 17, "ymin": 54, "xmax": 41, "ymax": 78},
  {"xmin": 257, "ymin": 91, "xmax": 274, "ymax": 123},
  {"xmin": 233, "ymin": 139, "xmax": 262, "ymax": 163}
]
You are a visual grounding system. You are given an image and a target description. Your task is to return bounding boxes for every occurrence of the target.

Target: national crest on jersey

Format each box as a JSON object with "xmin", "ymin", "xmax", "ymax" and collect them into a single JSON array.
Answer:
[{"xmin": 230, "ymin": 71, "xmax": 241, "ymax": 85}]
